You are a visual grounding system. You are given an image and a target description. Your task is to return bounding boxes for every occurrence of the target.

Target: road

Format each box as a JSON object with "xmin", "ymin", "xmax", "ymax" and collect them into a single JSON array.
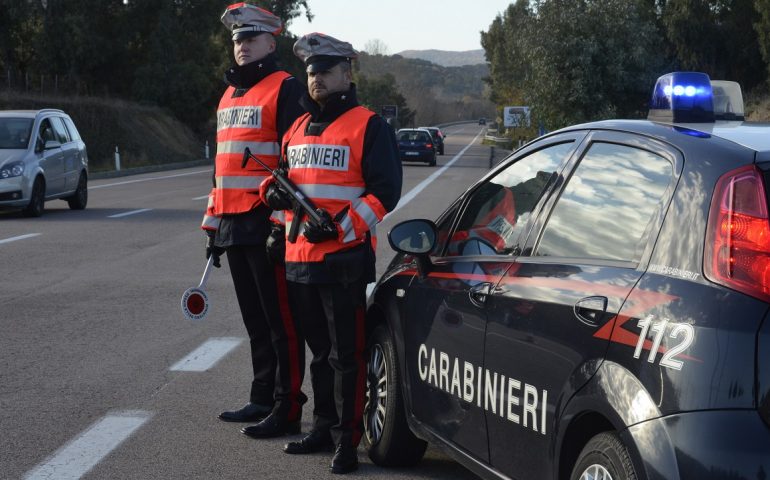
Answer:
[{"xmin": 0, "ymin": 124, "xmax": 508, "ymax": 480}]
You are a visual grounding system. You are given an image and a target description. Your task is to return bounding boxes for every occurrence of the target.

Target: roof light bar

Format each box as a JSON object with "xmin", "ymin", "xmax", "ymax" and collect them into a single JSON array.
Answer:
[{"xmin": 647, "ymin": 72, "xmax": 714, "ymax": 123}]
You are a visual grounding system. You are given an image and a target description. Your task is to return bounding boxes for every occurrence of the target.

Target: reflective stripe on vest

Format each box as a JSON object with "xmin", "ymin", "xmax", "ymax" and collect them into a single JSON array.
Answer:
[
  {"xmin": 208, "ymin": 70, "xmax": 288, "ymax": 216},
  {"xmin": 283, "ymin": 106, "xmax": 375, "ymax": 264}
]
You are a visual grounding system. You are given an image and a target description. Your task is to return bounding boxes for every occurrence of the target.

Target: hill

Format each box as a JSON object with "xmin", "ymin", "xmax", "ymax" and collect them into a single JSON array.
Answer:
[
  {"xmin": 0, "ymin": 92, "xmax": 204, "ymax": 172},
  {"xmin": 396, "ymin": 49, "xmax": 486, "ymax": 67},
  {"xmin": 357, "ymin": 53, "xmax": 495, "ymax": 126}
]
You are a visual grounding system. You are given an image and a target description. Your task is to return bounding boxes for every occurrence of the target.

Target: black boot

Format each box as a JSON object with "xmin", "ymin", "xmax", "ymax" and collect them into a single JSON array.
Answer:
[
  {"xmin": 218, "ymin": 402, "xmax": 272, "ymax": 423},
  {"xmin": 330, "ymin": 443, "xmax": 358, "ymax": 474},
  {"xmin": 241, "ymin": 412, "xmax": 301, "ymax": 439},
  {"xmin": 284, "ymin": 430, "xmax": 334, "ymax": 454}
]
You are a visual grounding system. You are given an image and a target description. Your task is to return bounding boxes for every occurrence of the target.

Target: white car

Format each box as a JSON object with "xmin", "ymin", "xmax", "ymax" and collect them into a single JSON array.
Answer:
[{"xmin": 0, "ymin": 109, "xmax": 88, "ymax": 217}]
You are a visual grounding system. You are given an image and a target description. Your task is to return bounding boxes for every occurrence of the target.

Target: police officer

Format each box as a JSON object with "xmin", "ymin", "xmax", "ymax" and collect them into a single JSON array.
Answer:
[
  {"xmin": 202, "ymin": 3, "xmax": 306, "ymax": 438},
  {"xmin": 260, "ymin": 33, "xmax": 402, "ymax": 474}
]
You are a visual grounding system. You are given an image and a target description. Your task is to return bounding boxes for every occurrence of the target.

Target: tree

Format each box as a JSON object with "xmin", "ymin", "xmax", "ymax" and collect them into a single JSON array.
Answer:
[
  {"xmin": 757, "ymin": 0, "xmax": 770, "ymax": 82},
  {"xmin": 662, "ymin": 0, "xmax": 766, "ymax": 90},
  {"xmin": 481, "ymin": 0, "xmax": 667, "ymax": 129},
  {"xmin": 356, "ymin": 73, "xmax": 415, "ymax": 127},
  {"xmin": 363, "ymin": 39, "xmax": 391, "ymax": 56},
  {"xmin": 480, "ymin": 0, "xmax": 533, "ymax": 107}
]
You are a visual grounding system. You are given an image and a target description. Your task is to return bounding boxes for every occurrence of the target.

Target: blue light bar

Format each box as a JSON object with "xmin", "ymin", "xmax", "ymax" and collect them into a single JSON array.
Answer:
[{"xmin": 647, "ymin": 72, "xmax": 715, "ymax": 123}]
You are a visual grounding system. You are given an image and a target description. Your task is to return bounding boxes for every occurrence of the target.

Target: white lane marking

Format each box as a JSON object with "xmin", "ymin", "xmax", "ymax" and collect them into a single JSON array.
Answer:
[
  {"xmin": 0, "ymin": 233, "xmax": 41, "ymax": 245},
  {"xmin": 387, "ymin": 128, "xmax": 485, "ymax": 218},
  {"xmin": 90, "ymin": 169, "xmax": 211, "ymax": 190},
  {"xmin": 170, "ymin": 337, "xmax": 244, "ymax": 372},
  {"xmin": 192, "ymin": 195, "xmax": 209, "ymax": 200},
  {"xmin": 24, "ymin": 411, "xmax": 152, "ymax": 480},
  {"xmin": 107, "ymin": 208, "xmax": 153, "ymax": 218}
]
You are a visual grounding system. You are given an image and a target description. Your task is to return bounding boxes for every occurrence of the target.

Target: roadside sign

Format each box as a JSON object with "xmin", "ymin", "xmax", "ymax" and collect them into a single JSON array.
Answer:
[
  {"xmin": 504, "ymin": 106, "xmax": 531, "ymax": 128},
  {"xmin": 381, "ymin": 105, "xmax": 398, "ymax": 118}
]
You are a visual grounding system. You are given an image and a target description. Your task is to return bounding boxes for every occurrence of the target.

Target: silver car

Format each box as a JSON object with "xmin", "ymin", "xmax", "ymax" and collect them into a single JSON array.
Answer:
[{"xmin": 0, "ymin": 109, "xmax": 88, "ymax": 217}]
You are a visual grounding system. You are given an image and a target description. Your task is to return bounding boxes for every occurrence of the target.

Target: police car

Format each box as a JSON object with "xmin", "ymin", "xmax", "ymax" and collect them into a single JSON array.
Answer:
[{"xmin": 362, "ymin": 72, "xmax": 770, "ymax": 479}]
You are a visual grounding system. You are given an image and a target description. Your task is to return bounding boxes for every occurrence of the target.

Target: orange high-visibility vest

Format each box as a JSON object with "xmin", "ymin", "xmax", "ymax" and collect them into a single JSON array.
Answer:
[
  {"xmin": 282, "ymin": 106, "xmax": 387, "ymax": 263},
  {"xmin": 202, "ymin": 71, "xmax": 289, "ymax": 230}
]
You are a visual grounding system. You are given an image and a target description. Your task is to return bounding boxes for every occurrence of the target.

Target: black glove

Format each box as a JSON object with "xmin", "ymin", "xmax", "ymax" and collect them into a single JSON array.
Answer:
[
  {"xmin": 265, "ymin": 223, "xmax": 286, "ymax": 264},
  {"xmin": 205, "ymin": 232, "xmax": 225, "ymax": 268},
  {"xmin": 264, "ymin": 183, "xmax": 293, "ymax": 211},
  {"xmin": 303, "ymin": 209, "xmax": 339, "ymax": 244}
]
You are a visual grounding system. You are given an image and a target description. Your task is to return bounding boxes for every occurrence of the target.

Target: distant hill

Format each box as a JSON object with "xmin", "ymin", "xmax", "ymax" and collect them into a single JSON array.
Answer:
[
  {"xmin": 396, "ymin": 49, "xmax": 486, "ymax": 67},
  {"xmin": 357, "ymin": 53, "xmax": 495, "ymax": 126}
]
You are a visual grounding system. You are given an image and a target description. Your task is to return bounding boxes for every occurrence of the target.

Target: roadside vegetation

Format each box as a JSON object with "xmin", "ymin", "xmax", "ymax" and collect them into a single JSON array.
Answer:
[{"xmin": 481, "ymin": 0, "xmax": 770, "ymax": 134}]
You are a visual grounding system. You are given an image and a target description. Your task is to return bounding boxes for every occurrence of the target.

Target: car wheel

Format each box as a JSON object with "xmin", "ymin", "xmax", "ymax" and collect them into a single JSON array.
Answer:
[
  {"xmin": 428, "ymin": 154, "xmax": 436, "ymax": 167},
  {"xmin": 67, "ymin": 172, "xmax": 88, "ymax": 210},
  {"xmin": 364, "ymin": 325, "xmax": 427, "ymax": 467},
  {"xmin": 439, "ymin": 146, "xmax": 444, "ymax": 155},
  {"xmin": 22, "ymin": 176, "xmax": 45, "ymax": 217},
  {"xmin": 570, "ymin": 432, "xmax": 637, "ymax": 480}
]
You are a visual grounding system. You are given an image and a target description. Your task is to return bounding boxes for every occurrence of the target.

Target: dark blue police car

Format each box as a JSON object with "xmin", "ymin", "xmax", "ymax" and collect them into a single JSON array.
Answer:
[{"xmin": 363, "ymin": 72, "xmax": 770, "ymax": 479}]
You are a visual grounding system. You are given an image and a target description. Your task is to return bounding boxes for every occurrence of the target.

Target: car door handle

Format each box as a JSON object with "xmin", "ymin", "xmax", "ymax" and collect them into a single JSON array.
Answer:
[
  {"xmin": 469, "ymin": 282, "xmax": 493, "ymax": 308},
  {"xmin": 574, "ymin": 296, "xmax": 607, "ymax": 327}
]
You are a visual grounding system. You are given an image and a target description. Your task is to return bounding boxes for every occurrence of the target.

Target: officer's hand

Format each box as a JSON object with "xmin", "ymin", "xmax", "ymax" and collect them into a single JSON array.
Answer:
[
  {"xmin": 265, "ymin": 223, "xmax": 286, "ymax": 264},
  {"xmin": 303, "ymin": 209, "xmax": 339, "ymax": 244},
  {"xmin": 264, "ymin": 183, "xmax": 293, "ymax": 211},
  {"xmin": 205, "ymin": 232, "xmax": 225, "ymax": 268}
]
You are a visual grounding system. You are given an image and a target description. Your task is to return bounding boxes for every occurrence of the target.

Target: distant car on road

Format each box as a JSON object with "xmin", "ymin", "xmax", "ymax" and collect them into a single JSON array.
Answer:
[
  {"xmin": 478, "ymin": 117, "xmax": 486, "ymax": 125},
  {"xmin": 397, "ymin": 128, "xmax": 436, "ymax": 166},
  {"xmin": 364, "ymin": 72, "xmax": 770, "ymax": 479},
  {"xmin": 0, "ymin": 109, "xmax": 88, "ymax": 217},
  {"xmin": 419, "ymin": 126, "xmax": 446, "ymax": 155}
]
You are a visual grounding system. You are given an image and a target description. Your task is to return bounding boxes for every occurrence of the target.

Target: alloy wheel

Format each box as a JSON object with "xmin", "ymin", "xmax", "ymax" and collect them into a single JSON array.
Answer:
[{"xmin": 364, "ymin": 343, "xmax": 388, "ymax": 445}]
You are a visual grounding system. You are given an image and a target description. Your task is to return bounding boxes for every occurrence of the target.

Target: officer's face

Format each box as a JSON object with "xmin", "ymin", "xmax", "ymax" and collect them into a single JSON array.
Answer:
[
  {"xmin": 307, "ymin": 64, "xmax": 352, "ymax": 105},
  {"xmin": 233, "ymin": 33, "xmax": 275, "ymax": 66}
]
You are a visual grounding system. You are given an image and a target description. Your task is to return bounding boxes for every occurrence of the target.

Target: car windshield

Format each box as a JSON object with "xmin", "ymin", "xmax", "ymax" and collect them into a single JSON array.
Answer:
[
  {"xmin": 0, "ymin": 118, "xmax": 33, "ymax": 149},
  {"xmin": 398, "ymin": 131, "xmax": 429, "ymax": 142}
]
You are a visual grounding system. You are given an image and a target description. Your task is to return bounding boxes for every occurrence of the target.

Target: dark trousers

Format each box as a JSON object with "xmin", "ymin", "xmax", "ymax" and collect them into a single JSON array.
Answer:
[
  {"xmin": 227, "ymin": 245, "xmax": 306, "ymax": 420},
  {"xmin": 290, "ymin": 279, "xmax": 368, "ymax": 447}
]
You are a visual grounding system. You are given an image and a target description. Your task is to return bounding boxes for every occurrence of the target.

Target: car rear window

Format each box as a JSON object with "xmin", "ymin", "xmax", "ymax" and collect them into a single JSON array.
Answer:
[
  {"xmin": 399, "ymin": 131, "xmax": 429, "ymax": 142},
  {"xmin": 0, "ymin": 118, "xmax": 33, "ymax": 149},
  {"xmin": 535, "ymin": 142, "xmax": 674, "ymax": 263}
]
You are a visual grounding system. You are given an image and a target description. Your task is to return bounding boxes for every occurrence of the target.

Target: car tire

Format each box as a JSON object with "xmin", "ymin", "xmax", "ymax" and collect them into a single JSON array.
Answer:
[
  {"xmin": 22, "ymin": 176, "xmax": 45, "ymax": 217},
  {"xmin": 570, "ymin": 432, "xmax": 637, "ymax": 480},
  {"xmin": 66, "ymin": 172, "xmax": 88, "ymax": 210},
  {"xmin": 428, "ymin": 154, "xmax": 436, "ymax": 167},
  {"xmin": 439, "ymin": 145, "xmax": 444, "ymax": 155},
  {"xmin": 364, "ymin": 325, "xmax": 427, "ymax": 467}
]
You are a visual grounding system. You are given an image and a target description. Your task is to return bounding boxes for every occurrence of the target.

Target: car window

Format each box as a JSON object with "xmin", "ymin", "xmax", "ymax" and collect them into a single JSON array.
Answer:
[
  {"xmin": 399, "ymin": 131, "xmax": 429, "ymax": 142},
  {"xmin": 0, "ymin": 118, "xmax": 33, "ymax": 149},
  {"xmin": 535, "ymin": 142, "xmax": 674, "ymax": 263},
  {"xmin": 62, "ymin": 117, "xmax": 81, "ymax": 142},
  {"xmin": 37, "ymin": 119, "xmax": 57, "ymax": 149},
  {"xmin": 50, "ymin": 116, "xmax": 71, "ymax": 143},
  {"xmin": 444, "ymin": 141, "xmax": 575, "ymax": 257}
]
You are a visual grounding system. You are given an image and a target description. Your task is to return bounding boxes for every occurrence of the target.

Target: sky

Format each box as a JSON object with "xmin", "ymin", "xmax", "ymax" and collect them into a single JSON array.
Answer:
[{"xmin": 287, "ymin": 0, "xmax": 514, "ymax": 54}]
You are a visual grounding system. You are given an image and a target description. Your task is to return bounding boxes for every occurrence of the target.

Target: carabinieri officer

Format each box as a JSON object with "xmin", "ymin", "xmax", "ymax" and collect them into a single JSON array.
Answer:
[
  {"xmin": 261, "ymin": 32, "xmax": 402, "ymax": 474},
  {"xmin": 202, "ymin": 3, "xmax": 306, "ymax": 437}
]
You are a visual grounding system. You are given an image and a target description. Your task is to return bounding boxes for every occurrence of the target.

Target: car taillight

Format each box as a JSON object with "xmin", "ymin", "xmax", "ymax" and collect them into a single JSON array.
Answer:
[
  {"xmin": 426, "ymin": 144, "xmax": 433, "ymax": 149},
  {"xmin": 704, "ymin": 165, "xmax": 770, "ymax": 302}
]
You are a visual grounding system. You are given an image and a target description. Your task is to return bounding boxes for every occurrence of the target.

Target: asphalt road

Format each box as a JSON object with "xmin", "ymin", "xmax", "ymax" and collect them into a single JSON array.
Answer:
[{"xmin": 0, "ymin": 124, "xmax": 509, "ymax": 480}]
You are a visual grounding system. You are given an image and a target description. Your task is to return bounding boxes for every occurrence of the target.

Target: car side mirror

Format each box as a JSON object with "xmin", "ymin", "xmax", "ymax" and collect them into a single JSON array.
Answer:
[{"xmin": 388, "ymin": 219, "xmax": 438, "ymax": 278}]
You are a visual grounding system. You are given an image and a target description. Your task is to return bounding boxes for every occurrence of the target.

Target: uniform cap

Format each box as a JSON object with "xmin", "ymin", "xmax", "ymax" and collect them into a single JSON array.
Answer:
[
  {"xmin": 293, "ymin": 32, "xmax": 358, "ymax": 73},
  {"xmin": 221, "ymin": 3, "xmax": 282, "ymax": 41}
]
